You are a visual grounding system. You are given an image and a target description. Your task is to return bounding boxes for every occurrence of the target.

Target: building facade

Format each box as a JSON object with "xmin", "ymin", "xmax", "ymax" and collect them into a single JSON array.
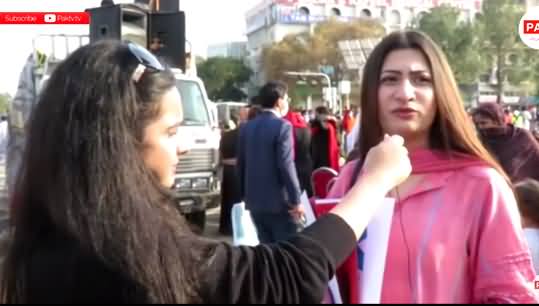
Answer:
[
  {"xmin": 245, "ymin": 0, "xmax": 483, "ymax": 89},
  {"xmin": 207, "ymin": 42, "xmax": 248, "ymax": 59},
  {"xmin": 524, "ymin": 0, "xmax": 539, "ymax": 7}
]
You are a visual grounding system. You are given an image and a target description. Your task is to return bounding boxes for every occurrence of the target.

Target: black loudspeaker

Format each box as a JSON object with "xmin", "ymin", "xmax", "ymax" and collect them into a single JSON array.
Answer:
[
  {"xmin": 86, "ymin": 4, "xmax": 147, "ymax": 47},
  {"xmin": 147, "ymin": 11, "xmax": 185, "ymax": 71}
]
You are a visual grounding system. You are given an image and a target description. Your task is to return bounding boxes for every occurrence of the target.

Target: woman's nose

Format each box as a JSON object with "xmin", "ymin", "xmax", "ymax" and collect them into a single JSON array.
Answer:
[{"xmin": 395, "ymin": 79, "xmax": 416, "ymax": 101}]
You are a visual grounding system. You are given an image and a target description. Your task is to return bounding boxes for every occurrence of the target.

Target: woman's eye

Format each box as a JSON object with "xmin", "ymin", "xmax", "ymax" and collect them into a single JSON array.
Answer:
[
  {"xmin": 381, "ymin": 76, "xmax": 398, "ymax": 84},
  {"xmin": 415, "ymin": 76, "xmax": 432, "ymax": 85}
]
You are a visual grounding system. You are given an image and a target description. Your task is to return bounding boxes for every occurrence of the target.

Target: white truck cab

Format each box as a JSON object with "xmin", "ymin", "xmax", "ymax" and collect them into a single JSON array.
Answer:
[{"xmin": 170, "ymin": 70, "xmax": 221, "ymax": 232}]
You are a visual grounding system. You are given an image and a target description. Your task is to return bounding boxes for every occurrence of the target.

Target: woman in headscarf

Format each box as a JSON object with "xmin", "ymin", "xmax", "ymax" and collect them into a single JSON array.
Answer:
[{"xmin": 472, "ymin": 102, "xmax": 539, "ymax": 183}]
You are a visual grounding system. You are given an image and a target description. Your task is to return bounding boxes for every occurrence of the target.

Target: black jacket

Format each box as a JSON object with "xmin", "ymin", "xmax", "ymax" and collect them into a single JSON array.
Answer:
[{"xmin": 21, "ymin": 214, "xmax": 356, "ymax": 304}]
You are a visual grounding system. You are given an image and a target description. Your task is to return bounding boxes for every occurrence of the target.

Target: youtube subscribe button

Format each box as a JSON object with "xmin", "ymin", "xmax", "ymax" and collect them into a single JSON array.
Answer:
[{"xmin": 0, "ymin": 12, "xmax": 89, "ymax": 24}]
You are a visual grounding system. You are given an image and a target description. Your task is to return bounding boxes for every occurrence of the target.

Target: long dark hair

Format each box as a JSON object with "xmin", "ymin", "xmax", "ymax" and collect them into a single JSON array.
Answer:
[
  {"xmin": 350, "ymin": 30, "xmax": 506, "ymax": 183},
  {"xmin": 1, "ymin": 40, "xmax": 203, "ymax": 303}
]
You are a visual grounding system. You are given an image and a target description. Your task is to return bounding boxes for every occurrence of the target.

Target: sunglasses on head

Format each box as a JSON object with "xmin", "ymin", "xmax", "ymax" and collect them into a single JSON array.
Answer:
[{"xmin": 127, "ymin": 42, "xmax": 164, "ymax": 82}]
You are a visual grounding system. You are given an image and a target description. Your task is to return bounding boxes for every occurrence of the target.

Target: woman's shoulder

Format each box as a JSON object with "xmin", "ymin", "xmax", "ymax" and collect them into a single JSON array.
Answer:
[
  {"xmin": 453, "ymin": 164, "xmax": 506, "ymax": 185},
  {"xmin": 436, "ymin": 164, "xmax": 510, "ymax": 198},
  {"xmin": 442, "ymin": 165, "xmax": 514, "ymax": 205}
]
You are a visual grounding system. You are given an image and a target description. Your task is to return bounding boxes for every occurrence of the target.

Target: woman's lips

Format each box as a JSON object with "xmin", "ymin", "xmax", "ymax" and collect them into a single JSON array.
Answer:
[{"xmin": 392, "ymin": 108, "xmax": 418, "ymax": 120}]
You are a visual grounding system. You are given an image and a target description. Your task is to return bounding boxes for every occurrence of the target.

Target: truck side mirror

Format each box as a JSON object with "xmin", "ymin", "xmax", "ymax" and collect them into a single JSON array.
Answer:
[{"xmin": 208, "ymin": 102, "xmax": 219, "ymax": 129}]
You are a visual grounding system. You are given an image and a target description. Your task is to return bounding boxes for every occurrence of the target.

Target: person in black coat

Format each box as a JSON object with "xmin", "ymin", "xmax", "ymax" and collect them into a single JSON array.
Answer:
[
  {"xmin": 0, "ymin": 41, "xmax": 412, "ymax": 303},
  {"xmin": 218, "ymin": 118, "xmax": 241, "ymax": 235},
  {"xmin": 284, "ymin": 111, "xmax": 313, "ymax": 197},
  {"xmin": 310, "ymin": 106, "xmax": 340, "ymax": 172},
  {"xmin": 217, "ymin": 106, "xmax": 254, "ymax": 235}
]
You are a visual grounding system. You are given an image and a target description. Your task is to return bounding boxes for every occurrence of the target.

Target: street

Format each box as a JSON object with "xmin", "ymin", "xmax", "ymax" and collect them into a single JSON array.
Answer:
[{"xmin": 203, "ymin": 206, "xmax": 232, "ymax": 243}]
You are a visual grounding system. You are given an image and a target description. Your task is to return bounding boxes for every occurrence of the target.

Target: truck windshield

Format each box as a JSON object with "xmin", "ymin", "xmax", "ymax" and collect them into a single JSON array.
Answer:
[{"xmin": 176, "ymin": 80, "xmax": 210, "ymax": 126}]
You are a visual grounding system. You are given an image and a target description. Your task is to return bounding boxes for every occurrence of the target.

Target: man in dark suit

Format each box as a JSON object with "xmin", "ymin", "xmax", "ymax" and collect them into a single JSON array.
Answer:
[{"xmin": 237, "ymin": 81, "xmax": 303, "ymax": 243}]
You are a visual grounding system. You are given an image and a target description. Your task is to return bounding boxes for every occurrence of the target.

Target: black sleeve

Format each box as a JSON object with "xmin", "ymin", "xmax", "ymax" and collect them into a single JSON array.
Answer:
[{"xmin": 198, "ymin": 214, "xmax": 356, "ymax": 304}]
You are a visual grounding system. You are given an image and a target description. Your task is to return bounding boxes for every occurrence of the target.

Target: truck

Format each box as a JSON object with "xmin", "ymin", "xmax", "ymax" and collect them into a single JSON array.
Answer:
[
  {"xmin": 171, "ymin": 71, "xmax": 221, "ymax": 231},
  {"xmin": 8, "ymin": 2, "xmax": 221, "ymax": 232}
]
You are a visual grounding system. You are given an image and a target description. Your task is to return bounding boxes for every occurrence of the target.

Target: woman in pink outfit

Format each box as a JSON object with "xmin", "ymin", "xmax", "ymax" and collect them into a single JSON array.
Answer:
[{"xmin": 329, "ymin": 31, "xmax": 538, "ymax": 303}]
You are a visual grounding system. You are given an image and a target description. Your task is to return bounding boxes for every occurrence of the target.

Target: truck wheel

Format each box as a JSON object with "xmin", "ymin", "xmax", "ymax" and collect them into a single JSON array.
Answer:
[{"xmin": 185, "ymin": 210, "xmax": 206, "ymax": 234}]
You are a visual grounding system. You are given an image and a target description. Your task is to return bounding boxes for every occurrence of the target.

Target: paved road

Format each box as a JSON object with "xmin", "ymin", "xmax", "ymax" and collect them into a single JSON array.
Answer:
[{"xmin": 203, "ymin": 206, "xmax": 232, "ymax": 243}]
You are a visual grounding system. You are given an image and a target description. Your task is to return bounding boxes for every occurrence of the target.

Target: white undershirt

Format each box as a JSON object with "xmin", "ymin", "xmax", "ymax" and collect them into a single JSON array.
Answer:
[{"xmin": 523, "ymin": 228, "xmax": 539, "ymax": 273}]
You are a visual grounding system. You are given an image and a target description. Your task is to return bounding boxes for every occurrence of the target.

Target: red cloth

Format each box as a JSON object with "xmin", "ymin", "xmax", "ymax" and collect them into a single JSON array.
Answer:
[
  {"xmin": 284, "ymin": 112, "xmax": 308, "ymax": 160},
  {"xmin": 284, "ymin": 111, "xmax": 308, "ymax": 129},
  {"xmin": 342, "ymin": 110, "xmax": 355, "ymax": 134},
  {"xmin": 311, "ymin": 168, "xmax": 338, "ymax": 198},
  {"xmin": 326, "ymin": 120, "xmax": 340, "ymax": 171},
  {"xmin": 505, "ymin": 114, "xmax": 513, "ymax": 125}
]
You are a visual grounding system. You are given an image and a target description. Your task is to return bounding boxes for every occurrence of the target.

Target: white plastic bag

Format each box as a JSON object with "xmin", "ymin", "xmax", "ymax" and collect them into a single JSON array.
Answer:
[{"xmin": 231, "ymin": 202, "xmax": 259, "ymax": 246}]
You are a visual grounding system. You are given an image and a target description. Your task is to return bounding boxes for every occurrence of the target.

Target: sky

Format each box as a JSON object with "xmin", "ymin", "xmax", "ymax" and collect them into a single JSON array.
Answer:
[{"xmin": 0, "ymin": 0, "xmax": 260, "ymax": 96}]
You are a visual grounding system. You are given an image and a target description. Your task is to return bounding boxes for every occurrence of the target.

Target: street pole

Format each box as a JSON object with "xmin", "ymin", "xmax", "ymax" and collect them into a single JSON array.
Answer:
[{"xmin": 284, "ymin": 71, "xmax": 334, "ymax": 113}]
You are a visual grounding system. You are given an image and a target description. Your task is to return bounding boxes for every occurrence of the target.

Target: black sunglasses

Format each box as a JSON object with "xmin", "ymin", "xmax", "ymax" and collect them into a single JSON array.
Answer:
[{"xmin": 127, "ymin": 42, "xmax": 164, "ymax": 82}]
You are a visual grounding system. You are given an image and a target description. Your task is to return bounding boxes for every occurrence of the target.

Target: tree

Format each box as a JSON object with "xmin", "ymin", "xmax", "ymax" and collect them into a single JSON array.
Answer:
[
  {"xmin": 476, "ymin": 0, "xmax": 527, "ymax": 103},
  {"xmin": 262, "ymin": 18, "xmax": 385, "ymax": 85},
  {"xmin": 0, "ymin": 93, "xmax": 10, "ymax": 115},
  {"xmin": 311, "ymin": 18, "xmax": 386, "ymax": 82},
  {"xmin": 532, "ymin": 60, "xmax": 539, "ymax": 97},
  {"xmin": 262, "ymin": 33, "xmax": 309, "ymax": 85},
  {"xmin": 197, "ymin": 57, "xmax": 252, "ymax": 101},
  {"xmin": 418, "ymin": 5, "xmax": 486, "ymax": 85}
]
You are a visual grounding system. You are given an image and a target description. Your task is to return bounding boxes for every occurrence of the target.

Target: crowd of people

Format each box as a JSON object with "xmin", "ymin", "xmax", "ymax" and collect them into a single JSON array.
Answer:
[
  {"xmin": 0, "ymin": 29, "xmax": 538, "ymax": 303},
  {"xmin": 217, "ymin": 99, "xmax": 353, "ymax": 236}
]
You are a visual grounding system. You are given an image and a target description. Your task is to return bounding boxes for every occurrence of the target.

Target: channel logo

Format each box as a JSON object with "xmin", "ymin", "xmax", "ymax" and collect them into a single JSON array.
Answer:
[
  {"xmin": 524, "ymin": 20, "xmax": 539, "ymax": 34},
  {"xmin": 519, "ymin": 7, "xmax": 539, "ymax": 49},
  {"xmin": 44, "ymin": 14, "xmax": 56, "ymax": 23}
]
